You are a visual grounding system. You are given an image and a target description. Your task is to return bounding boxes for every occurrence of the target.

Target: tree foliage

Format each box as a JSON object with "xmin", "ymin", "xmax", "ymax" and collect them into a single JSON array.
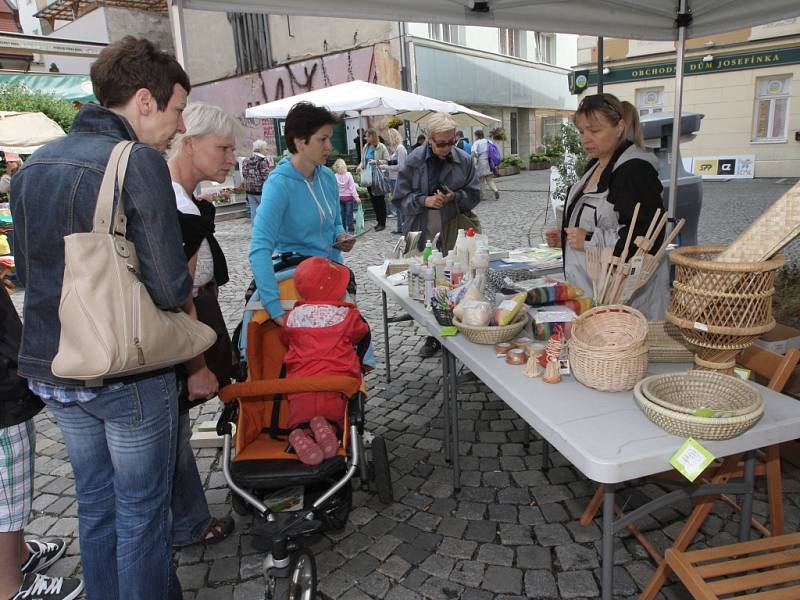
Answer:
[
  {"xmin": 550, "ymin": 121, "xmax": 590, "ymax": 204},
  {"xmin": 0, "ymin": 83, "xmax": 78, "ymax": 133}
]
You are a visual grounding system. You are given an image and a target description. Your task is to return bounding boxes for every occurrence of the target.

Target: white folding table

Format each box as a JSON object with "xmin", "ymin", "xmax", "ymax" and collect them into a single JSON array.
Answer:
[{"xmin": 367, "ymin": 265, "xmax": 800, "ymax": 600}]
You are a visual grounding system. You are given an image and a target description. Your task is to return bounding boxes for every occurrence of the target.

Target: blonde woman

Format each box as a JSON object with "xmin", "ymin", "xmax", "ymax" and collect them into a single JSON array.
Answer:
[
  {"xmin": 356, "ymin": 128, "xmax": 389, "ymax": 231},
  {"xmin": 333, "ymin": 158, "xmax": 360, "ymax": 234},
  {"xmin": 384, "ymin": 127, "xmax": 407, "ymax": 234}
]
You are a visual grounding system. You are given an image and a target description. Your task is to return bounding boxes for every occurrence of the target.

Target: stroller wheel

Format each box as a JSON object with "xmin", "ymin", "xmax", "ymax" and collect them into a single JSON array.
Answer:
[
  {"xmin": 371, "ymin": 436, "xmax": 394, "ymax": 504},
  {"xmin": 287, "ymin": 549, "xmax": 317, "ymax": 600},
  {"xmin": 231, "ymin": 491, "xmax": 250, "ymax": 516}
]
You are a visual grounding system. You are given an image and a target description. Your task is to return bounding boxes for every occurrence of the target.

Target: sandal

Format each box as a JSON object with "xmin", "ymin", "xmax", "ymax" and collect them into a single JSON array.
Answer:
[
  {"xmin": 310, "ymin": 416, "xmax": 339, "ymax": 459},
  {"xmin": 289, "ymin": 428, "xmax": 323, "ymax": 465},
  {"xmin": 199, "ymin": 515, "xmax": 234, "ymax": 545}
]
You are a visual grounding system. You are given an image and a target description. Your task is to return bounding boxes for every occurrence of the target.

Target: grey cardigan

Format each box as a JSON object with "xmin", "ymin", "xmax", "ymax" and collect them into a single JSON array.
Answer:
[{"xmin": 392, "ymin": 144, "xmax": 480, "ymax": 247}]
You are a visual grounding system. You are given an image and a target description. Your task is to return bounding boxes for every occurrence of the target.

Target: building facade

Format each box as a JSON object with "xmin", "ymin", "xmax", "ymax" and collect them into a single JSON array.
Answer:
[{"xmin": 572, "ymin": 18, "xmax": 800, "ymax": 178}]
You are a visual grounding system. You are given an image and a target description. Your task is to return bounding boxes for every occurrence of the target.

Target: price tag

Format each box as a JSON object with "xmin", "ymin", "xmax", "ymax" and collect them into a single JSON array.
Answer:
[
  {"xmin": 693, "ymin": 321, "xmax": 709, "ymax": 332},
  {"xmin": 439, "ymin": 326, "xmax": 458, "ymax": 337},
  {"xmin": 669, "ymin": 438, "xmax": 715, "ymax": 482}
]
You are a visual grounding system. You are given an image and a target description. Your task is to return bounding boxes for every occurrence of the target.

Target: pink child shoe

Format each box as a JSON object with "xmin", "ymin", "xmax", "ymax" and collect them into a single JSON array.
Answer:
[
  {"xmin": 289, "ymin": 429, "xmax": 323, "ymax": 465},
  {"xmin": 310, "ymin": 416, "xmax": 339, "ymax": 459}
]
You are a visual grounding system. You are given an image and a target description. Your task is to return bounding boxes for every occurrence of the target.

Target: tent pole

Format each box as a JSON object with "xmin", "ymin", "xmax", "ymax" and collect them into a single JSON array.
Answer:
[
  {"xmin": 668, "ymin": 0, "xmax": 690, "ymax": 222},
  {"xmin": 358, "ymin": 111, "xmax": 364, "ymax": 165},
  {"xmin": 169, "ymin": 0, "xmax": 189, "ymax": 68},
  {"xmin": 597, "ymin": 37, "xmax": 604, "ymax": 94}
]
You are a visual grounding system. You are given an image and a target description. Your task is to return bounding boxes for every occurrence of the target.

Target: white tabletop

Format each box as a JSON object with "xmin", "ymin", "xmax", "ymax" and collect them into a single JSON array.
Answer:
[{"xmin": 368, "ymin": 265, "xmax": 800, "ymax": 484}]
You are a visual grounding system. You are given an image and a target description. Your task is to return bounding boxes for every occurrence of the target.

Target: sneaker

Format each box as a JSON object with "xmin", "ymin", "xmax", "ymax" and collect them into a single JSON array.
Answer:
[
  {"xmin": 374, "ymin": 225, "xmax": 386, "ymax": 232},
  {"xmin": 12, "ymin": 573, "xmax": 83, "ymax": 600},
  {"xmin": 419, "ymin": 336, "xmax": 441, "ymax": 358},
  {"xmin": 494, "ymin": 190, "xmax": 500, "ymax": 200},
  {"xmin": 20, "ymin": 539, "xmax": 66, "ymax": 576}
]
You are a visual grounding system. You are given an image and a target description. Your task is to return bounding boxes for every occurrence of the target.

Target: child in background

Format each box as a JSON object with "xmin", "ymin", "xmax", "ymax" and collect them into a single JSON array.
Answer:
[
  {"xmin": 332, "ymin": 158, "xmax": 360, "ymax": 235},
  {"xmin": 282, "ymin": 257, "xmax": 370, "ymax": 465}
]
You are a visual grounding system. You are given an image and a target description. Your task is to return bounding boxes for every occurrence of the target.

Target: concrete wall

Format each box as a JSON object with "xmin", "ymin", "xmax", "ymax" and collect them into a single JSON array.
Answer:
[
  {"xmin": 44, "ymin": 8, "xmax": 109, "ymax": 74},
  {"xmin": 587, "ymin": 64, "xmax": 800, "ymax": 177},
  {"xmin": 105, "ymin": 8, "xmax": 173, "ymax": 53},
  {"xmin": 182, "ymin": 8, "xmax": 237, "ymax": 84}
]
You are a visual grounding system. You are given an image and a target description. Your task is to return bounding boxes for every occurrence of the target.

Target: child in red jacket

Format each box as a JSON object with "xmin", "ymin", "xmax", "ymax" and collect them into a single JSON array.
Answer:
[{"xmin": 282, "ymin": 257, "xmax": 370, "ymax": 465}]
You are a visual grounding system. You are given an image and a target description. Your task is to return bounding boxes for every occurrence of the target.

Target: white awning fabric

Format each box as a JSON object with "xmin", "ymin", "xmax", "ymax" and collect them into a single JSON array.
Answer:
[{"xmin": 0, "ymin": 111, "xmax": 66, "ymax": 154}]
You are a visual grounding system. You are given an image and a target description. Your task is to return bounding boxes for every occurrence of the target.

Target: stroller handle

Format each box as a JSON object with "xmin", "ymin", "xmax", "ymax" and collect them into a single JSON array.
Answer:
[{"xmin": 219, "ymin": 375, "xmax": 362, "ymax": 404}]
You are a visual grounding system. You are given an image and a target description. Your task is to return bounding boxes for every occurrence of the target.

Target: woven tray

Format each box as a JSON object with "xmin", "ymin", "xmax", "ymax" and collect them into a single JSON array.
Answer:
[
  {"xmin": 453, "ymin": 312, "xmax": 529, "ymax": 345},
  {"xmin": 647, "ymin": 321, "xmax": 694, "ymax": 363},
  {"xmin": 571, "ymin": 305, "xmax": 647, "ymax": 350},
  {"xmin": 634, "ymin": 374, "xmax": 763, "ymax": 440},
  {"xmin": 640, "ymin": 370, "xmax": 762, "ymax": 417}
]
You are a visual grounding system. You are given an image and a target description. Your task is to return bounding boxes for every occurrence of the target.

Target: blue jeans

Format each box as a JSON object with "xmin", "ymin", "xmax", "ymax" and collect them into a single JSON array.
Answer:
[
  {"xmin": 340, "ymin": 199, "xmax": 355, "ymax": 234},
  {"xmin": 171, "ymin": 411, "xmax": 211, "ymax": 546},
  {"xmin": 246, "ymin": 193, "xmax": 261, "ymax": 222},
  {"xmin": 43, "ymin": 372, "xmax": 182, "ymax": 600}
]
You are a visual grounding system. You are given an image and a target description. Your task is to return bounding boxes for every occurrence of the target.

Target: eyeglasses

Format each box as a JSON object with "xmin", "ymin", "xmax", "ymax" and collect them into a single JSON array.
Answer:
[
  {"xmin": 431, "ymin": 138, "xmax": 456, "ymax": 149},
  {"xmin": 578, "ymin": 94, "xmax": 622, "ymax": 118}
]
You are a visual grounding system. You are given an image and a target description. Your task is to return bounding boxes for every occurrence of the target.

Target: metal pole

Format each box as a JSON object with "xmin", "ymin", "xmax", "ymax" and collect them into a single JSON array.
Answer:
[
  {"xmin": 381, "ymin": 291, "xmax": 391, "ymax": 383},
  {"xmin": 668, "ymin": 0, "xmax": 691, "ymax": 221},
  {"xmin": 441, "ymin": 347, "xmax": 451, "ymax": 464},
  {"xmin": 739, "ymin": 450, "xmax": 757, "ymax": 542},
  {"xmin": 601, "ymin": 484, "xmax": 616, "ymax": 600},
  {"xmin": 597, "ymin": 36, "xmax": 604, "ymax": 94},
  {"xmin": 169, "ymin": 0, "xmax": 189, "ymax": 68},
  {"xmin": 448, "ymin": 351, "xmax": 460, "ymax": 492}
]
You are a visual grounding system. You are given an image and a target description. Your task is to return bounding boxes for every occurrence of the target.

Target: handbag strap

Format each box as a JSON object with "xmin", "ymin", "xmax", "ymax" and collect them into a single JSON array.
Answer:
[{"xmin": 93, "ymin": 141, "xmax": 135, "ymax": 236}]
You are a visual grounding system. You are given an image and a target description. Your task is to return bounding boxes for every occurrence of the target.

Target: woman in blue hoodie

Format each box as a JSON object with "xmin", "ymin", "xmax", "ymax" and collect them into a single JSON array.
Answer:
[{"xmin": 250, "ymin": 102, "xmax": 356, "ymax": 325}]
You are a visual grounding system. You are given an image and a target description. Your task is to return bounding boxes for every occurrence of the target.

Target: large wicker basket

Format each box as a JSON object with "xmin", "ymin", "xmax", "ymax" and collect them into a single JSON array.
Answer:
[
  {"xmin": 667, "ymin": 245, "xmax": 785, "ymax": 373},
  {"xmin": 634, "ymin": 372, "xmax": 763, "ymax": 440},
  {"xmin": 568, "ymin": 305, "xmax": 649, "ymax": 391},
  {"xmin": 453, "ymin": 311, "xmax": 529, "ymax": 345}
]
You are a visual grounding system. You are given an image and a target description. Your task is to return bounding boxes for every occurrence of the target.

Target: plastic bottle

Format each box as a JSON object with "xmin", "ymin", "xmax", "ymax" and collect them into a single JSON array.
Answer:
[
  {"xmin": 422, "ymin": 266, "xmax": 435, "ymax": 309},
  {"xmin": 422, "ymin": 239, "xmax": 433, "ymax": 265},
  {"xmin": 450, "ymin": 261, "xmax": 464, "ymax": 286},
  {"xmin": 464, "ymin": 228, "xmax": 477, "ymax": 278},
  {"xmin": 472, "ymin": 248, "xmax": 490, "ymax": 281},
  {"xmin": 430, "ymin": 251, "xmax": 446, "ymax": 286},
  {"xmin": 408, "ymin": 262, "xmax": 419, "ymax": 300},
  {"xmin": 454, "ymin": 229, "xmax": 467, "ymax": 267},
  {"xmin": 443, "ymin": 256, "xmax": 454, "ymax": 284}
]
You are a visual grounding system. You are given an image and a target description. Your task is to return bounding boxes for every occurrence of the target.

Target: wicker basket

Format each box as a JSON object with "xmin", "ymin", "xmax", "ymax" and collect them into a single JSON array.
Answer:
[
  {"xmin": 640, "ymin": 370, "xmax": 762, "ymax": 417},
  {"xmin": 571, "ymin": 305, "xmax": 647, "ymax": 349},
  {"xmin": 453, "ymin": 311, "xmax": 529, "ymax": 345},
  {"xmin": 634, "ymin": 373, "xmax": 763, "ymax": 440},
  {"xmin": 667, "ymin": 245, "xmax": 785, "ymax": 373},
  {"xmin": 647, "ymin": 321, "xmax": 694, "ymax": 363}
]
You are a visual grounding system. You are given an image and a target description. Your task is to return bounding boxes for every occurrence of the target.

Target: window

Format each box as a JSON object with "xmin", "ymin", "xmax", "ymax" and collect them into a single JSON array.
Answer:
[
  {"xmin": 534, "ymin": 32, "xmax": 556, "ymax": 64},
  {"xmin": 636, "ymin": 87, "xmax": 664, "ymax": 116},
  {"xmin": 752, "ymin": 76, "xmax": 791, "ymax": 142},
  {"xmin": 499, "ymin": 28, "xmax": 527, "ymax": 59},
  {"xmin": 227, "ymin": 12, "xmax": 271, "ymax": 75},
  {"xmin": 428, "ymin": 23, "xmax": 465, "ymax": 46}
]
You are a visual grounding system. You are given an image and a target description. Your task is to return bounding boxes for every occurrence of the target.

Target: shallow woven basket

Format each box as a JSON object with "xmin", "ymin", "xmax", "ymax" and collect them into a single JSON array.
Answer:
[
  {"xmin": 634, "ymin": 372, "xmax": 764, "ymax": 440},
  {"xmin": 569, "ymin": 339, "xmax": 649, "ymax": 391},
  {"xmin": 571, "ymin": 305, "xmax": 648, "ymax": 350},
  {"xmin": 646, "ymin": 321, "xmax": 694, "ymax": 363},
  {"xmin": 453, "ymin": 311, "xmax": 529, "ymax": 345}
]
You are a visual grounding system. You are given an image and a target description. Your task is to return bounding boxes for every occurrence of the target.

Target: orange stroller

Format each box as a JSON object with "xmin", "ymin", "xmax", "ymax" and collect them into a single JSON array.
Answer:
[{"xmin": 217, "ymin": 256, "xmax": 392, "ymax": 599}]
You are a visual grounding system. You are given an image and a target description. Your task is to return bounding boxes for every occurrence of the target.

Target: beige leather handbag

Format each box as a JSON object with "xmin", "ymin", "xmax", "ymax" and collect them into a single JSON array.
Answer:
[{"xmin": 51, "ymin": 141, "xmax": 217, "ymax": 384}]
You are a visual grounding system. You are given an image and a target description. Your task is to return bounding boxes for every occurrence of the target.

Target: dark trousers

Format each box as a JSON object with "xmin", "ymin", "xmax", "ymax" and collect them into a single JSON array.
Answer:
[
  {"xmin": 340, "ymin": 199, "xmax": 355, "ymax": 233},
  {"xmin": 368, "ymin": 187, "xmax": 386, "ymax": 227}
]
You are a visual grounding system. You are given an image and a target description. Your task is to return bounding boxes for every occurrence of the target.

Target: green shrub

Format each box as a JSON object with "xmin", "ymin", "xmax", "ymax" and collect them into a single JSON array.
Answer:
[
  {"xmin": 0, "ymin": 83, "xmax": 77, "ymax": 133},
  {"xmin": 499, "ymin": 154, "xmax": 524, "ymax": 168},
  {"xmin": 529, "ymin": 152, "xmax": 550, "ymax": 163},
  {"xmin": 489, "ymin": 126, "xmax": 507, "ymax": 141}
]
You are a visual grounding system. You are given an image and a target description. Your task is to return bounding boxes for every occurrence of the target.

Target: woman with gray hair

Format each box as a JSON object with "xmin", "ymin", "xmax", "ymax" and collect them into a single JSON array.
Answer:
[
  {"xmin": 167, "ymin": 101, "xmax": 243, "ymax": 546},
  {"xmin": 242, "ymin": 138, "xmax": 273, "ymax": 220},
  {"xmin": 393, "ymin": 112, "xmax": 480, "ymax": 357}
]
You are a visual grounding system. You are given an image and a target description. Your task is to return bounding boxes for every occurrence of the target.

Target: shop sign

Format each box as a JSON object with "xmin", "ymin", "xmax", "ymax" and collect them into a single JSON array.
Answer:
[
  {"xmin": 570, "ymin": 46, "xmax": 800, "ymax": 93},
  {"xmin": 690, "ymin": 155, "xmax": 755, "ymax": 179}
]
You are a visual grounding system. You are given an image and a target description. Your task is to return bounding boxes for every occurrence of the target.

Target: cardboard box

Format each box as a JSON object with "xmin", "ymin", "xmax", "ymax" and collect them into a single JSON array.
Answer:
[{"xmin": 755, "ymin": 324, "xmax": 800, "ymax": 355}]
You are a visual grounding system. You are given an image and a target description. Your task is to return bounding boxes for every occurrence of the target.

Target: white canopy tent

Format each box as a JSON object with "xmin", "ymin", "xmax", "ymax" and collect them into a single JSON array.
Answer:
[
  {"xmin": 0, "ymin": 111, "xmax": 66, "ymax": 154},
  {"xmin": 178, "ymin": 0, "xmax": 800, "ymax": 219}
]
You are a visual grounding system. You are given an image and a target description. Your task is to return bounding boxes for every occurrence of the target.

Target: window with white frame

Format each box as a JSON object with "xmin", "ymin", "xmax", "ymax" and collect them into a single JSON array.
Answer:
[
  {"xmin": 752, "ymin": 76, "xmax": 791, "ymax": 142},
  {"xmin": 499, "ymin": 28, "xmax": 527, "ymax": 59},
  {"xmin": 636, "ymin": 88, "xmax": 664, "ymax": 116},
  {"xmin": 534, "ymin": 32, "xmax": 556, "ymax": 64},
  {"xmin": 428, "ymin": 23, "xmax": 465, "ymax": 46}
]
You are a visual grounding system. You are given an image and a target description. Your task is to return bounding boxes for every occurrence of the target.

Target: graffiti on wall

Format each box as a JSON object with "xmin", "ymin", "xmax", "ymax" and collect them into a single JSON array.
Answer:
[{"xmin": 190, "ymin": 47, "xmax": 376, "ymax": 154}]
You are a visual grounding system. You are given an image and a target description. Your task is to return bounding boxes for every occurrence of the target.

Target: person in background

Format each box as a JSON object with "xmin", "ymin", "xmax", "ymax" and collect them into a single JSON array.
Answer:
[
  {"xmin": 455, "ymin": 130, "xmax": 471, "ymax": 154},
  {"xmin": 167, "ymin": 102, "xmax": 241, "ymax": 548},
  {"xmin": 352, "ymin": 128, "xmax": 366, "ymax": 163},
  {"xmin": 0, "ymin": 156, "xmax": 21, "ymax": 201},
  {"xmin": 472, "ymin": 129, "xmax": 499, "ymax": 200},
  {"xmin": 241, "ymin": 139, "xmax": 273, "ymax": 221},
  {"xmin": 250, "ymin": 101, "xmax": 356, "ymax": 326},
  {"xmin": 0, "ymin": 291, "xmax": 83, "ymax": 600},
  {"xmin": 333, "ymin": 158, "xmax": 360, "ymax": 235},
  {"xmin": 384, "ymin": 127, "xmax": 407, "ymax": 235},
  {"xmin": 356, "ymin": 128, "xmax": 389, "ymax": 232},
  {"xmin": 393, "ymin": 112, "xmax": 480, "ymax": 358},
  {"xmin": 544, "ymin": 92, "xmax": 668, "ymax": 320},
  {"xmin": 11, "ymin": 36, "xmax": 213, "ymax": 600},
  {"xmin": 410, "ymin": 134, "xmax": 426, "ymax": 151}
]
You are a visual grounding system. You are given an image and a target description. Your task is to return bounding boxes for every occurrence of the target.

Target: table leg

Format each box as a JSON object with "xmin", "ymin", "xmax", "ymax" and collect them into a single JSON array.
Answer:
[
  {"xmin": 739, "ymin": 450, "xmax": 757, "ymax": 542},
  {"xmin": 441, "ymin": 348, "xmax": 451, "ymax": 464},
  {"xmin": 448, "ymin": 350, "xmax": 461, "ymax": 492},
  {"xmin": 381, "ymin": 291, "xmax": 391, "ymax": 383},
  {"xmin": 601, "ymin": 483, "xmax": 616, "ymax": 600}
]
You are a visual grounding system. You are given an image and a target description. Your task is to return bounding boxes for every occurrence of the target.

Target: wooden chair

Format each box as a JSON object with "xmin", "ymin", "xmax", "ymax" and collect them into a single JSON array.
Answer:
[{"xmin": 666, "ymin": 532, "xmax": 800, "ymax": 599}]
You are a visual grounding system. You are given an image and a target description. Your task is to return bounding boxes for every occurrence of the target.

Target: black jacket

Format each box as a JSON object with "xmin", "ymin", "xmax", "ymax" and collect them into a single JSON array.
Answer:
[{"xmin": 0, "ymin": 291, "xmax": 44, "ymax": 427}]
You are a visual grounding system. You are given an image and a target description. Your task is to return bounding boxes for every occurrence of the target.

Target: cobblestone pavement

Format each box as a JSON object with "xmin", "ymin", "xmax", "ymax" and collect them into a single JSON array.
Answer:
[{"xmin": 13, "ymin": 171, "xmax": 800, "ymax": 599}]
